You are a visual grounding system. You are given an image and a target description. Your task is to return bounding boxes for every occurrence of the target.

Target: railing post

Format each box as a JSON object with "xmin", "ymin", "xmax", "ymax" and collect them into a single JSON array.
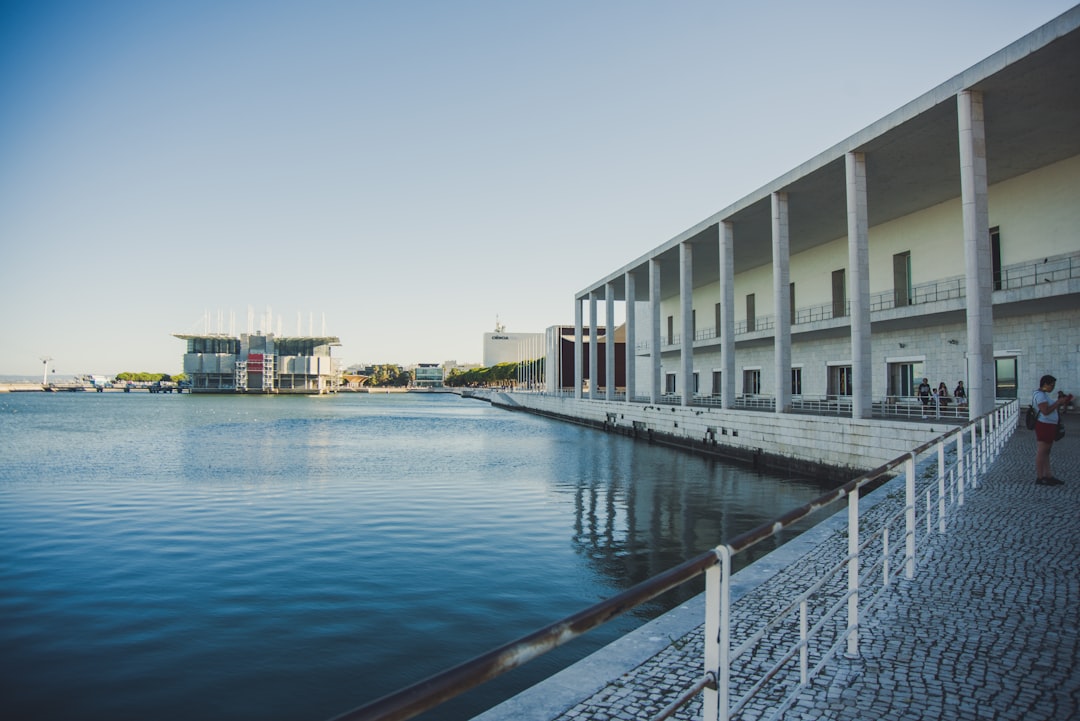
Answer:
[
  {"xmin": 704, "ymin": 546, "xmax": 731, "ymax": 721},
  {"xmin": 937, "ymin": 440, "xmax": 946, "ymax": 533},
  {"xmin": 970, "ymin": 424, "xmax": 978, "ymax": 480},
  {"xmin": 905, "ymin": 453, "xmax": 916, "ymax": 579},
  {"xmin": 957, "ymin": 431, "xmax": 966, "ymax": 507},
  {"xmin": 976, "ymin": 420, "xmax": 985, "ymax": 489},
  {"xmin": 846, "ymin": 489, "xmax": 860, "ymax": 658},
  {"xmin": 990, "ymin": 409, "xmax": 998, "ymax": 455}
]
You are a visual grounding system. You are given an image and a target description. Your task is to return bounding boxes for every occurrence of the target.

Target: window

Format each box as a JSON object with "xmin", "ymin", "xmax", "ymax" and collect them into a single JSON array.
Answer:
[
  {"xmin": 995, "ymin": 356, "xmax": 1017, "ymax": 399},
  {"xmin": 692, "ymin": 310, "xmax": 697, "ymax": 338},
  {"xmin": 714, "ymin": 303, "xmax": 722, "ymax": 339},
  {"xmin": 832, "ymin": 269, "xmax": 847, "ymax": 318},
  {"xmin": 667, "ymin": 315, "xmax": 674, "ymax": 345},
  {"xmin": 746, "ymin": 294, "xmax": 756, "ymax": 332},
  {"xmin": 665, "ymin": 373, "xmax": 676, "ymax": 394},
  {"xmin": 743, "ymin": 369, "xmax": 761, "ymax": 395},
  {"xmin": 828, "ymin": 365, "xmax": 852, "ymax": 398},
  {"xmin": 692, "ymin": 372, "xmax": 699, "ymax": 394},
  {"xmin": 791, "ymin": 367, "xmax": 803, "ymax": 396},
  {"xmin": 893, "ymin": 252, "xmax": 912, "ymax": 307},
  {"xmin": 888, "ymin": 361, "xmax": 925, "ymax": 398},
  {"xmin": 789, "ymin": 282, "xmax": 796, "ymax": 323},
  {"xmin": 991, "ymin": 226, "xmax": 1002, "ymax": 291},
  {"xmin": 711, "ymin": 370, "xmax": 722, "ymax": 397}
]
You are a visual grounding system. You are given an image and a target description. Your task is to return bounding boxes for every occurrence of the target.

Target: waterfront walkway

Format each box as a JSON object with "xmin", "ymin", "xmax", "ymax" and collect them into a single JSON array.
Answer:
[{"xmin": 479, "ymin": 415, "xmax": 1079, "ymax": 721}]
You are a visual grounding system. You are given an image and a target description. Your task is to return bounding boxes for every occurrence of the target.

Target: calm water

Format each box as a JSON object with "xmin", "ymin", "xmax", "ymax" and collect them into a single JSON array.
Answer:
[{"xmin": 0, "ymin": 392, "xmax": 837, "ymax": 721}]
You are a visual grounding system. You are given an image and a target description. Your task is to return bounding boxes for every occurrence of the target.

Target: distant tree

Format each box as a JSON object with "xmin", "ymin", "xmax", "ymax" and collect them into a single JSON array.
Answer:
[
  {"xmin": 368, "ymin": 364, "xmax": 413, "ymax": 387},
  {"xmin": 444, "ymin": 362, "xmax": 521, "ymax": 387},
  {"xmin": 114, "ymin": 372, "xmax": 188, "ymax": 383}
]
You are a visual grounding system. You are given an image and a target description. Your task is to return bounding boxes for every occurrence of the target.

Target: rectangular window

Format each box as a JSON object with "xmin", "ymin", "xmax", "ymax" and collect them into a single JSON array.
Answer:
[
  {"xmin": 714, "ymin": 303, "xmax": 722, "ymax": 339},
  {"xmin": 667, "ymin": 315, "xmax": 674, "ymax": 346},
  {"xmin": 828, "ymin": 365, "xmax": 852, "ymax": 398},
  {"xmin": 665, "ymin": 373, "xmax": 676, "ymax": 394},
  {"xmin": 789, "ymin": 282, "xmax": 796, "ymax": 323},
  {"xmin": 743, "ymin": 369, "xmax": 761, "ymax": 395},
  {"xmin": 832, "ymin": 269, "xmax": 847, "ymax": 318},
  {"xmin": 692, "ymin": 309, "xmax": 697, "ymax": 338},
  {"xmin": 893, "ymin": 252, "xmax": 912, "ymax": 307},
  {"xmin": 991, "ymin": 226, "xmax": 1002, "ymax": 291},
  {"xmin": 791, "ymin": 367, "xmax": 803, "ymax": 396},
  {"xmin": 711, "ymin": 370, "xmax": 722, "ymax": 397},
  {"xmin": 887, "ymin": 361, "xmax": 925, "ymax": 398},
  {"xmin": 746, "ymin": 293, "xmax": 756, "ymax": 333},
  {"xmin": 692, "ymin": 372, "xmax": 699, "ymax": 394},
  {"xmin": 995, "ymin": 356, "xmax": 1017, "ymax": 399}
]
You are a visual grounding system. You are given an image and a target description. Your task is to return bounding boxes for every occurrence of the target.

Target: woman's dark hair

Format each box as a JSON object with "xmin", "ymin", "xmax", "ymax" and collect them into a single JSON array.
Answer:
[{"xmin": 1040, "ymin": 374, "xmax": 1057, "ymax": 387}]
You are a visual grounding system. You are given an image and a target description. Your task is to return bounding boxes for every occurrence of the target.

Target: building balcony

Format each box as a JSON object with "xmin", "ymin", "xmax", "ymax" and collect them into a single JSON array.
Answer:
[{"xmin": 634, "ymin": 249, "xmax": 1079, "ymax": 353}]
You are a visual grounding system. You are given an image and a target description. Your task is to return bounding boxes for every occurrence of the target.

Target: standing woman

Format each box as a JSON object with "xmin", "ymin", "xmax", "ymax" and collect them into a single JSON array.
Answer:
[
  {"xmin": 954, "ymin": 381, "xmax": 967, "ymax": 407},
  {"xmin": 937, "ymin": 382, "xmax": 951, "ymax": 406},
  {"xmin": 1034, "ymin": 374, "xmax": 1072, "ymax": 486}
]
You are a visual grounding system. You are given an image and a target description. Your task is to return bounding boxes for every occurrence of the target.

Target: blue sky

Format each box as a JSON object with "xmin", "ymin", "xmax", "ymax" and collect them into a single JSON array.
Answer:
[{"xmin": 1, "ymin": 0, "xmax": 1075, "ymax": 376}]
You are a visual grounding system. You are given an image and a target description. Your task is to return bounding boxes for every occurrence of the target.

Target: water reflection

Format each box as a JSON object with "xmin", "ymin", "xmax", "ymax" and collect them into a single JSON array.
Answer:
[
  {"xmin": 0, "ymin": 392, "xmax": 842, "ymax": 721},
  {"xmin": 569, "ymin": 436, "xmax": 838, "ymax": 612}
]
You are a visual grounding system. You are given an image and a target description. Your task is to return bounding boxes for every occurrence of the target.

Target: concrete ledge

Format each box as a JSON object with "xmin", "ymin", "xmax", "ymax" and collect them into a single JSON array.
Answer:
[{"xmin": 498, "ymin": 394, "xmax": 946, "ymax": 482}]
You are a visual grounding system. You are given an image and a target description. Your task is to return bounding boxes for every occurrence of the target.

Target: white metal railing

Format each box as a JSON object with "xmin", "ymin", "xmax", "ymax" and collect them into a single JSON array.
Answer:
[
  {"xmin": 327, "ymin": 400, "xmax": 1017, "ymax": 721},
  {"xmin": 630, "ymin": 250, "xmax": 1079, "ymax": 353},
  {"xmin": 699, "ymin": 399, "xmax": 1017, "ymax": 721},
  {"xmin": 549, "ymin": 390, "xmax": 980, "ymax": 421}
]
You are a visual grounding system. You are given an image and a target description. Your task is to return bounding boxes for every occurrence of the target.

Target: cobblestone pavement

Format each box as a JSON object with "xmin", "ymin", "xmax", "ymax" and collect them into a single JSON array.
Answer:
[{"xmin": 545, "ymin": 415, "xmax": 1079, "ymax": 721}]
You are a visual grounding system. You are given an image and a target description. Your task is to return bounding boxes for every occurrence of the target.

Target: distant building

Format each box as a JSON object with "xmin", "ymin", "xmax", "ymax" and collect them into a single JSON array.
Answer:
[
  {"xmin": 545, "ymin": 324, "xmax": 626, "ymax": 393},
  {"xmin": 483, "ymin": 319, "xmax": 545, "ymax": 368},
  {"xmin": 175, "ymin": 331, "xmax": 341, "ymax": 394},
  {"xmin": 442, "ymin": 360, "xmax": 480, "ymax": 375},
  {"xmin": 413, "ymin": 363, "xmax": 445, "ymax": 388}
]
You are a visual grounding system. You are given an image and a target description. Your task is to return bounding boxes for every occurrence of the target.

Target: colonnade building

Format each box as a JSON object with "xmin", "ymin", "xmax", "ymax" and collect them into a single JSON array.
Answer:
[{"xmin": 566, "ymin": 8, "xmax": 1079, "ymax": 422}]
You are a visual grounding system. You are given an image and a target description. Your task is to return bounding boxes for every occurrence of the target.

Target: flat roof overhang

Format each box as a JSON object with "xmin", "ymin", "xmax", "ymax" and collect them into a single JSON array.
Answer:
[{"xmin": 581, "ymin": 6, "xmax": 1080, "ymax": 303}]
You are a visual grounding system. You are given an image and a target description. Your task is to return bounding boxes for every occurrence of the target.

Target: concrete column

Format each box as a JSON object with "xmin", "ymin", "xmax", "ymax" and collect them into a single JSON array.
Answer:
[
  {"xmin": 846, "ymin": 152, "xmax": 873, "ymax": 419},
  {"xmin": 959, "ymin": 90, "xmax": 994, "ymax": 418},
  {"xmin": 680, "ymin": 241, "xmax": 694, "ymax": 406},
  {"xmin": 605, "ymin": 282, "xmax": 615, "ymax": 401},
  {"xmin": 624, "ymin": 271, "xmax": 636, "ymax": 403},
  {"xmin": 720, "ymin": 221, "xmax": 736, "ymax": 409},
  {"xmin": 574, "ymin": 296, "xmax": 583, "ymax": 399},
  {"xmin": 772, "ymin": 192, "xmax": 791, "ymax": 414},
  {"xmin": 650, "ymin": 258, "xmax": 662, "ymax": 403},
  {"xmin": 589, "ymin": 291, "xmax": 598, "ymax": 400}
]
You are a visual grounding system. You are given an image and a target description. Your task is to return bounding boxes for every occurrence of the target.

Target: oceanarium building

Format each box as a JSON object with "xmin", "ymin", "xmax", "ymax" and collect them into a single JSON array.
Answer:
[
  {"xmin": 558, "ymin": 8, "xmax": 1079, "ymax": 428},
  {"xmin": 175, "ymin": 332, "xmax": 341, "ymax": 394}
]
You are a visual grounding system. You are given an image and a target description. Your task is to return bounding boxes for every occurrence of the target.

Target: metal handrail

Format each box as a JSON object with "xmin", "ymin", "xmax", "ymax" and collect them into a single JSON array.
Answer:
[
  {"xmin": 629, "ymin": 250, "xmax": 1079, "ymax": 352},
  {"xmin": 702, "ymin": 400, "xmax": 1015, "ymax": 721},
  {"xmin": 326, "ymin": 400, "xmax": 1017, "ymax": 721},
  {"xmin": 328, "ymin": 552, "xmax": 721, "ymax": 721}
]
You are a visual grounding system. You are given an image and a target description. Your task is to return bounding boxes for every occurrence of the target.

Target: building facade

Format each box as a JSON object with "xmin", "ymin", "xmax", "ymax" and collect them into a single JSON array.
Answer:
[
  {"xmin": 483, "ymin": 320, "xmax": 546, "ymax": 369},
  {"xmin": 545, "ymin": 325, "xmax": 625, "ymax": 393},
  {"xmin": 176, "ymin": 332, "xmax": 341, "ymax": 394},
  {"xmin": 564, "ymin": 8, "xmax": 1080, "ymax": 419},
  {"xmin": 413, "ymin": 363, "xmax": 445, "ymax": 388}
]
